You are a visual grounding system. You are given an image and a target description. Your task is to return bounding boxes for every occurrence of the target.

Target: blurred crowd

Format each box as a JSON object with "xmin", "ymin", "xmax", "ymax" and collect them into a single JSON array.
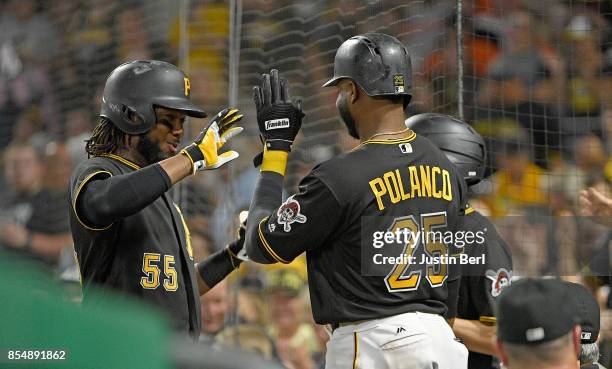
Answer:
[{"xmin": 1, "ymin": 0, "xmax": 612, "ymax": 367}]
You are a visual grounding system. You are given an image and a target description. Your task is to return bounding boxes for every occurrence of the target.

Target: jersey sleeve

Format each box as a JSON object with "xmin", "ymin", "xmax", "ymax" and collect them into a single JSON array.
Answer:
[
  {"xmin": 473, "ymin": 230, "xmax": 512, "ymax": 323},
  {"xmin": 70, "ymin": 162, "xmax": 114, "ymax": 231},
  {"xmin": 253, "ymin": 173, "xmax": 342, "ymax": 264}
]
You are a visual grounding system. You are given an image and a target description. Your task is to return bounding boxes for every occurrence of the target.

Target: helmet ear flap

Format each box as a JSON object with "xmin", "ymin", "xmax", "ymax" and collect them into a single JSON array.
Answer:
[
  {"xmin": 117, "ymin": 104, "xmax": 150, "ymax": 134},
  {"xmin": 123, "ymin": 106, "xmax": 144, "ymax": 125}
]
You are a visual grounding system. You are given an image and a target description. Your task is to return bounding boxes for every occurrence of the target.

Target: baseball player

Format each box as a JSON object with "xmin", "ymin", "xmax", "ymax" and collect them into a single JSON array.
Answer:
[
  {"xmin": 69, "ymin": 60, "xmax": 244, "ymax": 340},
  {"xmin": 406, "ymin": 113, "xmax": 513, "ymax": 369},
  {"xmin": 244, "ymin": 33, "xmax": 468, "ymax": 369}
]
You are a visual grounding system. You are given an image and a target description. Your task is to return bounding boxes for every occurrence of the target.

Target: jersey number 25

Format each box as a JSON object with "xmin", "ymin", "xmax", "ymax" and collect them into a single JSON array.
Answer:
[{"xmin": 385, "ymin": 212, "xmax": 448, "ymax": 292}]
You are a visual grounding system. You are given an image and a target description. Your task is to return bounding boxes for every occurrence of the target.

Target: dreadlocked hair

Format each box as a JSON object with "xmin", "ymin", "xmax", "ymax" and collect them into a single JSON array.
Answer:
[{"xmin": 85, "ymin": 117, "xmax": 127, "ymax": 157}]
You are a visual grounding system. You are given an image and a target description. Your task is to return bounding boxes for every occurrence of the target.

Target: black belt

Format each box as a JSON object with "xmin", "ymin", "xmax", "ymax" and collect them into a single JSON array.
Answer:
[{"xmin": 329, "ymin": 319, "xmax": 370, "ymax": 332}]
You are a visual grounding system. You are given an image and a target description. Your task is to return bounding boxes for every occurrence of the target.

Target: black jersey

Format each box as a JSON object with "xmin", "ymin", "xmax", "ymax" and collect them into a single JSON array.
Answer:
[
  {"xmin": 68, "ymin": 154, "xmax": 201, "ymax": 338},
  {"xmin": 253, "ymin": 134, "xmax": 467, "ymax": 324},
  {"xmin": 456, "ymin": 209, "xmax": 513, "ymax": 369}
]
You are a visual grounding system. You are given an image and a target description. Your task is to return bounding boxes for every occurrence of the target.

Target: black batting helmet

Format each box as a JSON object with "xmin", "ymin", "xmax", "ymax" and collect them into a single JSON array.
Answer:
[
  {"xmin": 100, "ymin": 60, "xmax": 207, "ymax": 135},
  {"xmin": 405, "ymin": 113, "xmax": 486, "ymax": 185},
  {"xmin": 323, "ymin": 32, "xmax": 412, "ymax": 106}
]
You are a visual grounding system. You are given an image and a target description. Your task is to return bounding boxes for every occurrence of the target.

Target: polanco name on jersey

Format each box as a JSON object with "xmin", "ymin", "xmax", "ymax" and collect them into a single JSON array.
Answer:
[{"xmin": 368, "ymin": 165, "xmax": 453, "ymax": 211}]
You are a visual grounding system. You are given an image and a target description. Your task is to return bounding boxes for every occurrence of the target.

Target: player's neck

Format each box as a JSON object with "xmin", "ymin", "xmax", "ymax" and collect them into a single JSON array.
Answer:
[{"xmin": 357, "ymin": 104, "xmax": 408, "ymax": 142}]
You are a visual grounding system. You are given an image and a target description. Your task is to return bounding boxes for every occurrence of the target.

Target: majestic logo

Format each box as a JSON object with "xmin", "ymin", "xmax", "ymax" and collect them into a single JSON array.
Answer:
[
  {"xmin": 276, "ymin": 195, "xmax": 307, "ymax": 232},
  {"xmin": 265, "ymin": 118, "xmax": 290, "ymax": 130},
  {"xmin": 485, "ymin": 268, "xmax": 512, "ymax": 297},
  {"xmin": 399, "ymin": 143, "xmax": 412, "ymax": 154},
  {"xmin": 184, "ymin": 77, "xmax": 191, "ymax": 96},
  {"xmin": 393, "ymin": 74, "xmax": 405, "ymax": 93}
]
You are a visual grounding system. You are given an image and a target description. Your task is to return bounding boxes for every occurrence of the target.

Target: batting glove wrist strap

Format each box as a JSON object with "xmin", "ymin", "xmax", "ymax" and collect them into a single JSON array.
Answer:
[
  {"xmin": 181, "ymin": 143, "xmax": 204, "ymax": 173},
  {"xmin": 261, "ymin": 147, "xmax": 288, "ymax": 175}
]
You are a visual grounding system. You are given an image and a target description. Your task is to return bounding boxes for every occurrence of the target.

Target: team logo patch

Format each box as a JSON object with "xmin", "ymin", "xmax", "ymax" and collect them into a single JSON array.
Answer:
[
  {"xmin": 485, "ymin": 268, "xmax": 512, "ymax": 297},
  {"xmin": 265, "ymin": 118, "xmax": 290, "ymax": 130},
  {"xmin": 393, "ymin": 74, "xmax": 405, "ymax": 93},
  {"xmin": 184, "ymin": 77, "xmax": 191, "ymax": 96},
  {"xmin": 276, "ymin": 195, "xmax": 307, "ymax": 232}
]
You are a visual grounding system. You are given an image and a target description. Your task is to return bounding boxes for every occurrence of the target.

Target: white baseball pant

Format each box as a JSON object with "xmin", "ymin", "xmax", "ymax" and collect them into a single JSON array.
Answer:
[{"xmin": 325, "ymin": 311, "xmax": 468, "ymax": 369}]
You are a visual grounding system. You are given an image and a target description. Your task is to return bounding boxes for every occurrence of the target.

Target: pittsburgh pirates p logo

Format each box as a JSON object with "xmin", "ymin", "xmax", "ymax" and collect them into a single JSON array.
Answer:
[{"xmin": 184, "ymin": 77, "xmax": 191, "ymax": 96}]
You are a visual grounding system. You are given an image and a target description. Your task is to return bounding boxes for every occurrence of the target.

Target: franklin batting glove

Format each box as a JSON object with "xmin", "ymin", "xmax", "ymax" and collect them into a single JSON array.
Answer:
[
  {"xmin": 253, "ymin": 69, "xmax": 303, "ymax": 151},
  {"xmin": 181, "ymin": 108, "xmax": 243, "ymax": 173},
  {"xmin": 252, "ymin": 69, "xmax": 304, "ymax": 173}
]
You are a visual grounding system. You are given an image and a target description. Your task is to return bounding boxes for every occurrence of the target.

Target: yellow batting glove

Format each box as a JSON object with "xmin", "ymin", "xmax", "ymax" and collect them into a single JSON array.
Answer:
[{"xmin": 181, "ymin": 108, "xmax": 244, "ymax": 173}]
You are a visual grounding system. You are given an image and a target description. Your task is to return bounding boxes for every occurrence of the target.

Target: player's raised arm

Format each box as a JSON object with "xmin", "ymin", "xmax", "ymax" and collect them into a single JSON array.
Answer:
[
  {"xmin": 74, "ymin": 108, "xmax": 242, "ymax": 229},
  {"xmin": 244, "ymin": 69, "xmax": 341, "ymax": 264}
]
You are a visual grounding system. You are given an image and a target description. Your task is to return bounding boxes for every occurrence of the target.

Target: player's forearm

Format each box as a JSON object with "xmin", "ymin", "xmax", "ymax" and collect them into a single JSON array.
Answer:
[
  {"xmin": 245, "ymin": 169, "xmax": 285, "ymax": 264},
  {"xmin": 158, "ymin": 154, "xmax": 192, "ymax": 185},
  {"xmin": 452, "ymin": 318, "xmax": 496, "ymax": 356},
  {"xmin": 196, "ymin": 246, "xmax": 242, "ymax": 295},
  {"xmin": 78, "ymin": 164, "xmax": 172, "ymax": 226}
]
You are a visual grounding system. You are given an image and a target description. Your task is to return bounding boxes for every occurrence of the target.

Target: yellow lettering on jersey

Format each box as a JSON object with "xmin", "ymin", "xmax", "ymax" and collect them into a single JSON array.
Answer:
[
  {"xmin": 431, "ymin": 166, "xmax": 442, "ymax": 198},
  {"xmin": 420, "ymin": 165, "xmax": 432, "ymax": 197},
  {"xmin": 383, "ymin": 171, "xmax": 401, "ymax": 204},
  {"xmin": 368, "ymin": 165, "xmax": 453, "ymax": 212},
  {"xmin": 369, "ymin": 177, "xmax": 387, "ymax": 211},
  {"xmin": 408, "ymin": 166, "xmax": 421, "ymax": 198},
  {"xmin": 396, "ymin": 169, "xmax": 411, "ymax": 200},
  {"xmin": 442, "ymin": 170, "xmax": 452, "ymax": 201}
]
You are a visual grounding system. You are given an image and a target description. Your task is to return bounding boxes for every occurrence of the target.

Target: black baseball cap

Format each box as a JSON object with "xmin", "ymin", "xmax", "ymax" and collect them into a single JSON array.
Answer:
[
  {"xmin": 564, "ymin": 281, "xmax": 600, "ymax": 344},
  {"xmin": 266, "ymin": 269, "xmax": 305, "ymax": 297},
  {"xmin": 496, "ymin": 278, "xmax": 580, "ymax": 344}
]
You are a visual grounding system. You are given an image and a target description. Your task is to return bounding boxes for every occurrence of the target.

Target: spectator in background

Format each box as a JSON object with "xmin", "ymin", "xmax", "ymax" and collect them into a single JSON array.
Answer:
[
  {"xmin": 0, "ymin": 0, "xmax": 59, "ymax": 63},
  {"xmin": 573, "ymin": 136, "xmax": 611, "ymax": 265},
  {"xmin": 473, "ymin": 10, "xmax": 563, "ymax": 168},
  {"xmin": 0, "ymin": 1, "xmax": 61, "ymax": 145},
  {"xmin": 169, "ymin": 1, "xmax": 229, "ymax": 107},
  {"xmin": 494, "ymin": 278, "xmax": 581, "ymax": 369},
  {"xmin": 575, "ymin": 134, "xmax": 607, "ymax": 185},
  {"xmin": 266, "ymin": 269, "xmax": 317, "ymax": 369},
  {"xmin": 10, "ymin": 106, "xmax": 49, "ymax": 149},
  {"xmin": 199, "ymin": 279, "xmax": 231, "ymax": 343},
  {"xmin": 547, "ymin": 133, "xmax": 607, "ymax": 221},
  {"xmin": 415, "ymin": 19, "xmax": 499, "ymax": 114},
  {"xmin": 563, "ymin": 22, "xmax": 607, "ymax": 116},
  {"xmin": 116, "ymin": 5, "xmax": 152, "ymax": 62},
  {"xmin": 0, "ymin": 143, "xmax": 72, "ymax": 265},
  {"xmin": 68, "ymin": 0, "xmax": 118, "ymax": 89},
  {"xmin": 580, "ymin": 186, "xmax": 612, "ymax": 228},
  {"xmin": 65, "ymin": 108, "xmax": 93, "ymax": 169},
  {"xmin": 483, "ymin": 135, "xmax": 549, "ymax": 216},
  {"xmin": 484, "ymin": 10, "xmax": 563, "ymax": 100}
]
